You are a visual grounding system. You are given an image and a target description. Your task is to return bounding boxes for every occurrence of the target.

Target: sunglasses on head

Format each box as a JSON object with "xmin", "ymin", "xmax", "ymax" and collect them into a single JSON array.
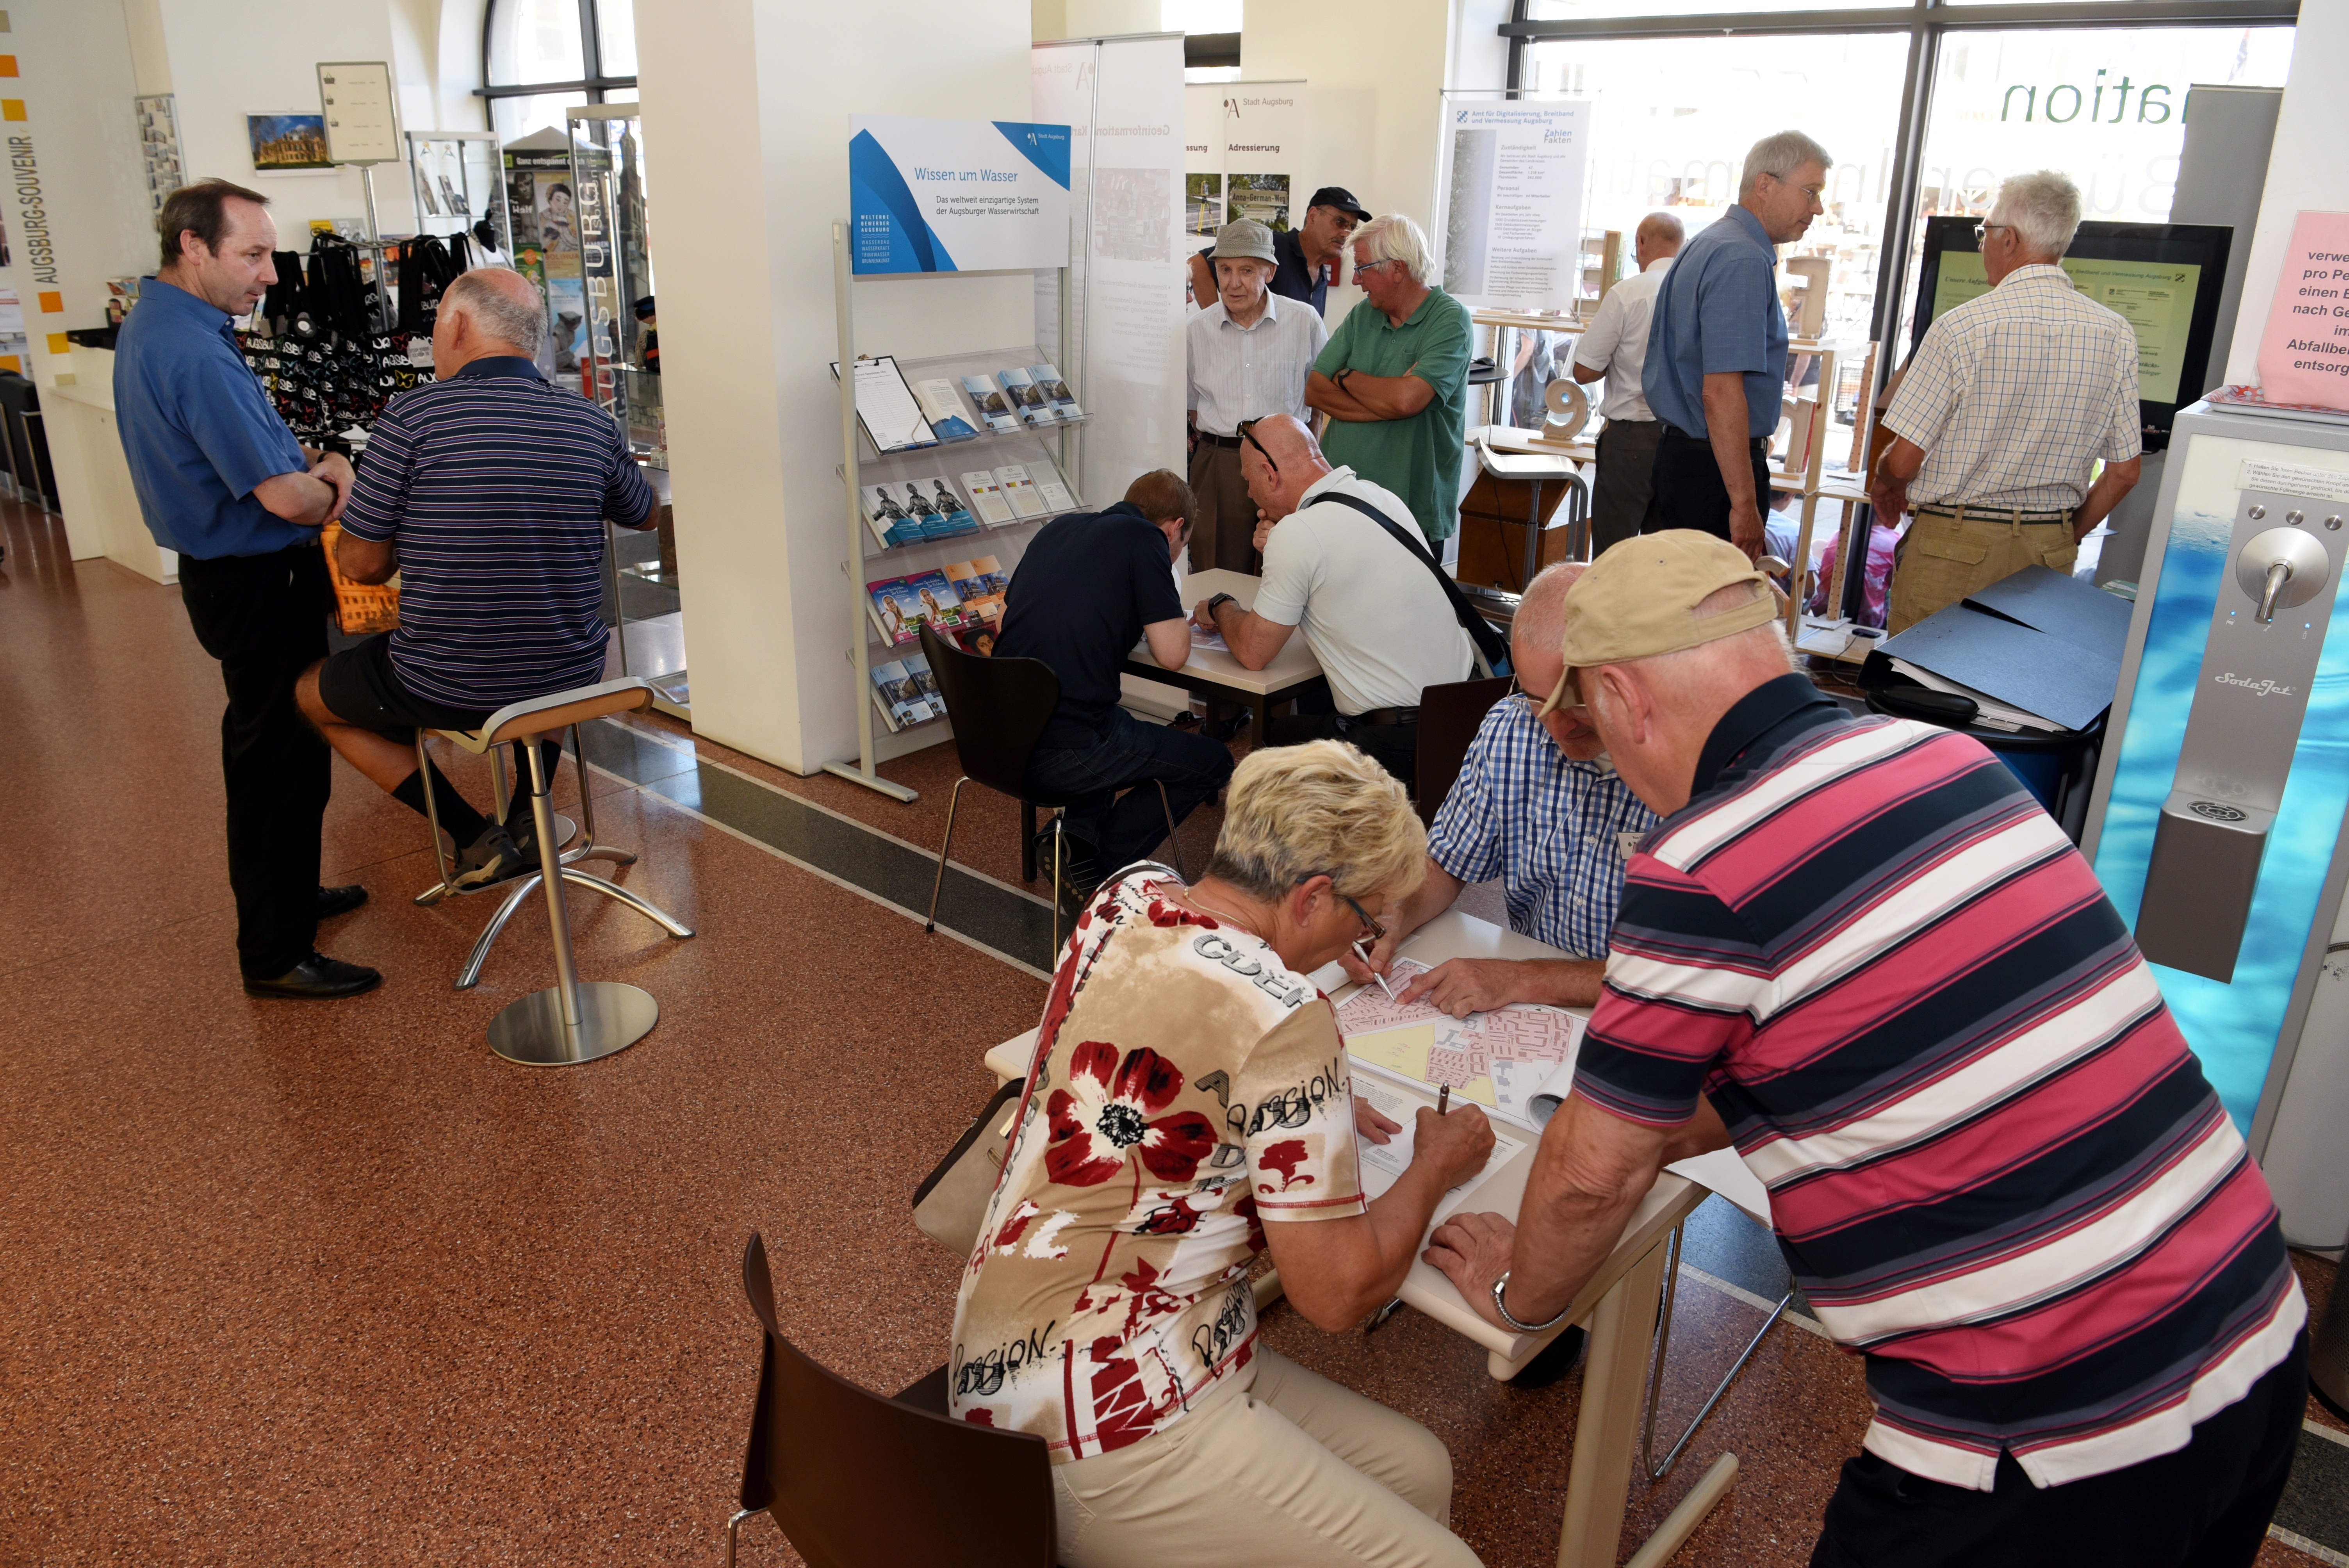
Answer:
[{"xmin": 1237, "ymin": 417, "xmax": 1277, "ymax": 475}]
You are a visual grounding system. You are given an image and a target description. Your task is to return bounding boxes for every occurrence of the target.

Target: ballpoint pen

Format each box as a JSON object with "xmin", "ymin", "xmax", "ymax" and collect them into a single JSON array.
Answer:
[
  {"xmin": 1354, "ymin": 939, "xmax": 1398, "ymax": 1000},
  {"xmin": 1436, "ymin": 1084, "xmax": 1451, "ymax": 1116}
]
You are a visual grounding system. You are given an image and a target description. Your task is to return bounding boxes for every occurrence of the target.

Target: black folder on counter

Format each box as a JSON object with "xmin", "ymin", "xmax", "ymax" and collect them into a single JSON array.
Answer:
[{"xmin": 1862, "ymin": 567, "xmax": 2134, "ymax": 734}]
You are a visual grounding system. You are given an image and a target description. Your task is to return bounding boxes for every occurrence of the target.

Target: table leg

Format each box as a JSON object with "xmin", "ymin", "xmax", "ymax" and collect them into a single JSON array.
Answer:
[
  {"xmin": 1524, "ymin": 476, "xmax": 1543, "ymax": 592},
  {"xmin": 1250, "ymin": 695, "xmax": 1270, "ymax": 751},
  {"xmin": 1556, "ymin": 1236, "xmax": 1670, "ymax": 1568}
]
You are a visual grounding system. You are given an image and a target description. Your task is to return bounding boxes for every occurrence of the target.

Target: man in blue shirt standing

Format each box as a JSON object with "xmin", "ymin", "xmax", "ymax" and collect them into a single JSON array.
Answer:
[
  {"xmin": 115, "ymin": 180, "xmax": 376, "ymax": 1000},
  {"xmin": 1641, "ymin": 132, "xmax": 1830, "ymax": 560},
  {"xmin": 295, "ymin": 268, "xmax": 657, "ymax": 900}
]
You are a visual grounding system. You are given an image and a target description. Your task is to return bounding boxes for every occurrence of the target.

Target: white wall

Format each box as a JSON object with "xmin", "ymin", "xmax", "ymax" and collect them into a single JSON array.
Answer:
[
  {"xmin": 636, "ymin": 0, "xmax": 1038, "ymax": 774},
  {"xmin": 2223, "ymin": 1, "xmax": 2349, "ymax": 387}
]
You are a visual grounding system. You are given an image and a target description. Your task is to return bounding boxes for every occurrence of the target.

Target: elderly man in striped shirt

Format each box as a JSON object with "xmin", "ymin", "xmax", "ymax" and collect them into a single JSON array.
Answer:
[
  {"xmin": 296, "ymin": 268, "xmax": 658, "ymax": 907},
  {"xmin": 1428, "ymin": 531, "xmax": 2306, "ymax": 1568},
  {"xmin": 1345, "ymin": 561, "xmax": 1657, "ymax": 1016}
]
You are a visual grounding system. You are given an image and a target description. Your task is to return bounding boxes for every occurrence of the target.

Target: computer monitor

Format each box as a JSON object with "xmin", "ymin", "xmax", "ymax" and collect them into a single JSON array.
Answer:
[{"xmin": 1909, "ymin": 215, "xmax": 2233, "ymax": 449}]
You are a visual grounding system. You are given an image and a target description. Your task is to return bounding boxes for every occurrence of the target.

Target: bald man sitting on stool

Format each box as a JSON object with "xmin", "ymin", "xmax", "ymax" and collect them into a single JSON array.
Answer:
[{"xmin": 296, "ymin": 269, "xmax": 659, "ymax": 919}]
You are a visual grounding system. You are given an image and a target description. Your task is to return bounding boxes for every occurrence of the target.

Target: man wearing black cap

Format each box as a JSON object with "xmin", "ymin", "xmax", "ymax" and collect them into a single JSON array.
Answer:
[{"xmin": 1186, "ymin": 186, "xmax": 1366, "ymax": 318}]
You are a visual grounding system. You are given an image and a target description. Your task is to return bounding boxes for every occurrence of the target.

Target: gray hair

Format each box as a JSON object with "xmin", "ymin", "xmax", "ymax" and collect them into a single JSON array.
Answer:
[
  {"xmin": 1739, "ymin": 130, "xmax": 1832, "ymax": 198},
  {"xmin": 1353, "ymin": 213, "xmax": 1435, "ymax": 287},
  {"xmin": 1989, "ymin": 169, "xmax": 2083, "ymax": 260},
  {"xmin": 441, "ymin": 269, "xmax": 545, "ymax": 351}
]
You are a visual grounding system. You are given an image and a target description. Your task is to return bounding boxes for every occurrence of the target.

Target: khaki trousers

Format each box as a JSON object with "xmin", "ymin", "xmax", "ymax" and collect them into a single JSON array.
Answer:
[
  {"xmin": 1051, "ymin": 1349, "xmax": 1483, "ymax": 1568},
  {"xmin": 1887, "ymin": 505, "xmax": 2078, "ymax": 634},
  {"xmin": 1187, "ymin": 440, "xmax": 1260, "ymax": 575}
]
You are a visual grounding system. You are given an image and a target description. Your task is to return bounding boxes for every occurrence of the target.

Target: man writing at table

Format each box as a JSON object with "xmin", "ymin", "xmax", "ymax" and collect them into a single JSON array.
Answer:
[
  {"xmin": 1426, "ymin": 531, "xmax": 2306, "ymax": 1568},
  {"xmin": 1344, "ymin": 561, "xmax": 1657, "ymax": 1015}
]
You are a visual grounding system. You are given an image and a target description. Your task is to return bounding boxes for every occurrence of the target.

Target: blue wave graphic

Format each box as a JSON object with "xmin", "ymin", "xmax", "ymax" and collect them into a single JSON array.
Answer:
[{"xmin": 848, "ymin": 128, "xmax": 956, "ymax": 275}]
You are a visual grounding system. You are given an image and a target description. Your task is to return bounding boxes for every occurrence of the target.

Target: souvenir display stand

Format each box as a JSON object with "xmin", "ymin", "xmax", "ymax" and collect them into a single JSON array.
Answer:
[
  {"xmin": 405, "ymin": 130, "xmax": 510, "ymax": 249},
  {"xmin": 826, "ymin": 223, "xmax": 1084, "ymax": 801}
]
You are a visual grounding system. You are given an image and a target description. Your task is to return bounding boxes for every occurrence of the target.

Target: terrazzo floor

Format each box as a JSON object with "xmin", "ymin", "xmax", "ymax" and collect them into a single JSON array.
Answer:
[{"xmin": 2, "ymin": 496, "xmax": 2339, "ymax": 1568}]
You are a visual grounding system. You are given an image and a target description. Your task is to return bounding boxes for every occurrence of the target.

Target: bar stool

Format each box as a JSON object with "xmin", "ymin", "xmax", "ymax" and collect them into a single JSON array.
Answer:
[{"xmin": 412, "ymin": 676, "xmax": 695, "ymax": 1066}]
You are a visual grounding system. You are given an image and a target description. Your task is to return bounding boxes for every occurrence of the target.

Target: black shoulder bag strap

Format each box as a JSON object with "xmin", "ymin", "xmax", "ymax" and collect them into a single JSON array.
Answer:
[{"xmin": 1313, "ymin": 490, "xmax": 1510, "ymax": 673}]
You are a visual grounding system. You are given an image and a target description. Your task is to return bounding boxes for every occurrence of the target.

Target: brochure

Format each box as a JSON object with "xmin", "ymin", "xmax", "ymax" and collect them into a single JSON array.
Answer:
[
  {"xmin": 949, "ymin": 620, "xmax": 1002, "ymax": 657},
  {"xmin": 903, "ymin": 651, "xmax": 942, "ymax": 711},
  {"xmin": 944, "ymin": 556, "xmax": 1007, "ymax": 627},
  {"xmin": 1027, "ymin": 454, "xmax": 1077, "ymax": 513},
  {"xmin": 914, "ymin": 475, "xmax": 980, "ymax": 538},
  {"xmin": 860, "ymin": 483, "xmax": 926, "ymax": 549},
  {"xmin": 829, "ymin": 355, "xmax": 934, "ymax": 453},
  {"xmin": 1027, "ymin": 362, "xmax": 1084, "ymax": 420},
  {"xmin": 959, "ymin": 469, "xmax": 1016, "ymax": 526},
  {"xmin": 900, "ymin": 569, "xmax": 967, "ymax": 636},
  {"xmin": 866, "ymin": 576, "xmax": 919, "ymax": 643},
  {"xmin": 994, "ymin": 464, "xmax": 1048, "ymax": 518},
  {"xmin": 960, "ymin": 373, "xmax": 1020, "ymax": 433},
  {"xmin": 869, "ymin": 658, "xmax": 937, "ymax": 731},
  {"xmin": 996, "ymin": 366, "xmax": 1057, "ymax": 426},
  {"xmin": 912, "ymin": 378, "xmax": 977, "ymax": 442}
]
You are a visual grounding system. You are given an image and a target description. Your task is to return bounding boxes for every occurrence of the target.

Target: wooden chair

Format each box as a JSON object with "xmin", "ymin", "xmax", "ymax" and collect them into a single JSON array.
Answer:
[
  {"xmin": 917, "ymin": 621, "xmax": 1185, "ymax": 952},
  {"xmin": 1412, "ymin": 675, "xmax": 1513, "ymax": 828},
  {"xmin": 723, "ymin": 1233, "xmax": 1057, "ymax": 1568}
]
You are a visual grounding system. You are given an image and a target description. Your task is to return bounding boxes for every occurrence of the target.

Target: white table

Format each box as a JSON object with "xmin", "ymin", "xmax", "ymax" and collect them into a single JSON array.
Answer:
[
  {"xmin": 1125, "ymin": 567, "xmax": 1324, "ymax": 748},
  {"xmin": 984, "ymin": 909, "xmax": 1725, "ymax": 1568}
]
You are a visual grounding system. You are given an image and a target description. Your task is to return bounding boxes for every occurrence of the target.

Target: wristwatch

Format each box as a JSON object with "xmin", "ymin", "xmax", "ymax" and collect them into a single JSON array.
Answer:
[
  {"xmin": 1206, "ymin": 592, "xmax": 1238, "ymax": 618},
  {"xmin": 1491, "ymin": 1271, "xmax": 1570, "ymax": 1334}
]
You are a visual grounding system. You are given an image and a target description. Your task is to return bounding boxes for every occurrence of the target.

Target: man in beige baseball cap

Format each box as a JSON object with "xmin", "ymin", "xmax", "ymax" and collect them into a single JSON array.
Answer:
[
  {"xmin": 1533, "ymin": 529, "xmax": 1788, "ymax": 814},
  {"xmin": 1186, "ymin": 219, "xmax": 1328, "ymax": 574}
]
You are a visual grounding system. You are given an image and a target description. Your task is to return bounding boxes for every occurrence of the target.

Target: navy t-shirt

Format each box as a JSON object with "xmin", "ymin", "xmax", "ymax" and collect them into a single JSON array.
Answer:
[
  {"xmin": 1270, "ymin": 228, "xmax": 1330, "ymax": 315},
  {"xmin": 994, "ymin": 502, "xmax": 1182, "ymax": 749}
]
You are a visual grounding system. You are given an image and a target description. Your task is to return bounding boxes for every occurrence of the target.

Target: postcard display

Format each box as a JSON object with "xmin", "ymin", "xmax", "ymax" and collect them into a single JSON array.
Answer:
[
  {"xmin": 405, "ymin": 129, "xmax": 510, "ymax": 249},
  {"xmin": 829, "ymin": 115, "xmax": 1079, "ymax": 798}
]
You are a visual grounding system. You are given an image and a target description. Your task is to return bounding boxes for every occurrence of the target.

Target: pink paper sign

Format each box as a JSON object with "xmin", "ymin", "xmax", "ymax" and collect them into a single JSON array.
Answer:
[{"xmin": 2258, "ymin": 211, "xmax": 2349, "ymax": 410}]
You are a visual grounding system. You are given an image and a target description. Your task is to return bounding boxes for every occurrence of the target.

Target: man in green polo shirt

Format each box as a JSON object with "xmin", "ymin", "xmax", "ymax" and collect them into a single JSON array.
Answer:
[{"xmin": 1305, "ymin": 213, "xmax": 1472, "ymax": 547}]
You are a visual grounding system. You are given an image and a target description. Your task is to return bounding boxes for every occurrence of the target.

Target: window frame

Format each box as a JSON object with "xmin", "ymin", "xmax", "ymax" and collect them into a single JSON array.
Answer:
[{"xmin": 478, "ymin": 0, "xmax": 638, "ymax": 120}]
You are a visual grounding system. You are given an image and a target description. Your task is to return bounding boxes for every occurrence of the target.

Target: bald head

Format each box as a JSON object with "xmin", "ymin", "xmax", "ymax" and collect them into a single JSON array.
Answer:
[
  {"xmin": 1634, "ymin": 211, "xmax": 1684, "ymax": 271},
  {"xmin": 1512, "ymin": 563, "xmax": 1606, "ymax": 761},
  {"xmin": 1239, "ymin": 413, "xmax": 1337, "ymax": 526},
  {"xmin": 431, "ymin": 266, "xmax": 547, "ymax": 378}
]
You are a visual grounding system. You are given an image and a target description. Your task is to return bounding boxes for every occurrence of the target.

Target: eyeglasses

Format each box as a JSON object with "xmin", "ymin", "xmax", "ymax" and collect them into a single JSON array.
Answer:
[
  {"xmin": 1301, "ymin": 872, "xmax": 1386, "ymax": 942},
  {"xmin": 1353, "ymin": 257, "xmax": 1397, "ymax": 278},
  {"xmin": 1973, "ymin": 222, "xmax": 2013, "ymax": 243},
  {"xmin": 1766, "ymin": 174, "xmax": 1827, "ymax": 201},
  {"xmin": 1236, "ymin": 417, "xmax": 1278, "ymax": 475}
]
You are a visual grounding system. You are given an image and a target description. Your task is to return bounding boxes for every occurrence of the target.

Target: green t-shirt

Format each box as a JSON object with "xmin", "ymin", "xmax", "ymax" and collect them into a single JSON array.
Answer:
[{"xmin": 1312, "ymin": 286, "xmax": 1472, "ymax": 543}]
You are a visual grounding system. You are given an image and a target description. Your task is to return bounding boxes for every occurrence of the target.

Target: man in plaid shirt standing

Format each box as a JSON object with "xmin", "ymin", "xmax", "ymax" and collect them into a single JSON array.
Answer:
[{"xmin": 1872, "ymin": 170, "xmax": 2143, "ymax": 631}]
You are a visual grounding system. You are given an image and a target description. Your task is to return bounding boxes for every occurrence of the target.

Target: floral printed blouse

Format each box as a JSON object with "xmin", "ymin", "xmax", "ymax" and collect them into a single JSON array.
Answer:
[{"xmin": 948, "ymin": 866, "xmax": 1367, "ymax": 1460}]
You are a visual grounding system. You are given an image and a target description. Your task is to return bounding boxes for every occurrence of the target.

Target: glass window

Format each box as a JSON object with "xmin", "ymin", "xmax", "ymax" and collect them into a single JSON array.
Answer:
[
  {"xmin": 492, "ymin": 90, "xmax": 588, "ymax": 146},
  {"xmin": 1520, "ymin": 32, "xmax": 1912, "ymax": 343},
  {"xmin": 487, "ymin": 0, "xmax": 585, "ymax": 87},
  {"xmin": 1524, "ymin": 0, "xmax": 1883, "ymax": 18},
  {"xmin": 598, "ymin": 0, "xmax": 638, "ymax": 80}
]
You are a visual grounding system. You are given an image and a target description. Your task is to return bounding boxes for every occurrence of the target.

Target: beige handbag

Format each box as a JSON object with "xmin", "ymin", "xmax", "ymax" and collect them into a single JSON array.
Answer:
[{"xmin": 911, "ymin": 1077, "xmax": 1025, "ymax": 1256}]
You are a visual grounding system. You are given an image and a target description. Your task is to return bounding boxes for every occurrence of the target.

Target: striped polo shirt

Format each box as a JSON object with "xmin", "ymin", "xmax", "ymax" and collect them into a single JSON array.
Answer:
[
  {"xmin": 339, "ymin": 356, "xmax": 656, "ymax": 710},
  {"xmin": 1577, "ymin": 674, "xmax": 2304, "ymax": 1491}
]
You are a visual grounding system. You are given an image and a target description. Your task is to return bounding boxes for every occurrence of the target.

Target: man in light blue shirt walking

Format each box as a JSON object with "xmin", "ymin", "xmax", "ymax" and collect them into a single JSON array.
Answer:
[{"xmin": 1643, "ymin": 131, "xmax": 1831, "ymax": 560}]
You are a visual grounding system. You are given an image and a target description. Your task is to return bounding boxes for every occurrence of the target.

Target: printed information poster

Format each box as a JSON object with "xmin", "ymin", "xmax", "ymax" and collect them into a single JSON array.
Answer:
[
  {"xmin": 1434, "ymin": 99, "xmax": 1592, "ymax": 312},
  {"xmin": 848, "ymin": 115, "xmax": 1072, "ymax": 275},
  {"xmin": 1933, "ymin": 250, "xmax": 2204, "ymax": 405},
  {"xmin": 1183, "ymin": 80, "xmax": 1310, "ymax": 244},
  {"xmin": 2256, "ymin": 210, "xmax": 2349, "ymax": 410}
]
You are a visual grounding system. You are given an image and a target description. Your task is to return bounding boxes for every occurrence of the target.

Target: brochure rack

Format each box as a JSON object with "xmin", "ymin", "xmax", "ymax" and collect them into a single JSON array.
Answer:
[{"xmin": 826, "ymin": 221, "xmax": 1078, "ymax": 802}]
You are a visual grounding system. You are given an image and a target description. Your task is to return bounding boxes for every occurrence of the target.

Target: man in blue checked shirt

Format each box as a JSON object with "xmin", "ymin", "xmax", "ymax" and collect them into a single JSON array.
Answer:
[{"xmin": 1343, "ymin": 562, "xmax": 1657, "ymax": 1015}]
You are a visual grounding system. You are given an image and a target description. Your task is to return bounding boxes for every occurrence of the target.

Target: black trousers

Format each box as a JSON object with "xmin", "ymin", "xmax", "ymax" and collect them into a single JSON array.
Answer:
[
  {"xmin": 1649, "ymin": 423, "xmax": 1771, "ymax": 543},
  {"xmin": 1267, "ymin": 681, "xmax": 1419, "ymax": 791},
  {"xmin": 175, "ymin": 543, "xmax": 335, "ymax": 978},
  {"xmin": 1809, "ymin": 1331, "xmax": 2309, "ymax": 1568}
]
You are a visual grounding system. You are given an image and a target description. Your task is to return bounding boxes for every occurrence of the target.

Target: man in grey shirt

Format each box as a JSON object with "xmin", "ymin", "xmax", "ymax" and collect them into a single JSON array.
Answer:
[{"xmin": 1572, "ymin": 211, "xmax": 1683, "ymax": 552}]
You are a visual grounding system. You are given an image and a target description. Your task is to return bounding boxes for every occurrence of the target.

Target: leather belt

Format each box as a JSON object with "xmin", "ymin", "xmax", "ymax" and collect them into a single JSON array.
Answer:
[
  {"xmin": 1661, "ymin": 423, "xmax": 1770, "ymax": 451},
  {"xmin": 1342, "ymin": 706, "xmax": 1420, "ymax": 727},
  {"xmin": 1199, "ymin": 431, "xmax": 1244, "ymax": 449},
  {"xmin": 1915, "ymin": 503, "xmax": 2073, "ymax": 525}
]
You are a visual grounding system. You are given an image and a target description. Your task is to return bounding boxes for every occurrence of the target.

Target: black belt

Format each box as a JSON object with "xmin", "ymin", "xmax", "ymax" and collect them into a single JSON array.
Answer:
[
  {"xmin": 1199, "ymin": 431, "xmax": 1244, "ymax": 449},
  {"xmin": 1661, "ymin": 423, "xmax": 1770, "ymax": 451},
  {"xmin": 1342, "ymin": 706, "xmax": 1419, "ymax": 727}
]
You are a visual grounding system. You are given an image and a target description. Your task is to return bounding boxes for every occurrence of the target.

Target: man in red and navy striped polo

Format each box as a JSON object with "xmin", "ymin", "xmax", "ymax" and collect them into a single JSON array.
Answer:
[{"xmin": 1426, "ymin": 531, "xmax": 2306, "ymax": 1567}]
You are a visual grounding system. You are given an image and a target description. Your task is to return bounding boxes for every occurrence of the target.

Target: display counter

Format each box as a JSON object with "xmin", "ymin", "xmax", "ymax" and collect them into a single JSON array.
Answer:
[{"xmin": 41, "ymin": 351, "xmax": 177, "ymax": 584}]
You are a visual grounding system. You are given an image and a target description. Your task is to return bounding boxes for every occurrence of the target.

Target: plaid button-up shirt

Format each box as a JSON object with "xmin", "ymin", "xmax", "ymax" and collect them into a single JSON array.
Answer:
[
  {"xmin": 1884, "ymin": 264, "xmax": 2141, "ymax": 513},
  {"xmin": 1426, "ymin": 697, "xmax": 1660, "ymax": 959}
]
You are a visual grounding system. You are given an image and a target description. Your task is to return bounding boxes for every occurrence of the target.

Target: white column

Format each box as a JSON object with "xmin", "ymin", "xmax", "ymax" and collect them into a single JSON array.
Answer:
[{"xmin": 635, "ymin": 0, "xmax": 1037, "ymax": 772}]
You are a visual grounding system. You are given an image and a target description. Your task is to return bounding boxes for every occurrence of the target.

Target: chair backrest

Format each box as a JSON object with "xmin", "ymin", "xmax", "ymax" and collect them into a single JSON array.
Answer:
[
  {"xmin": 1413, "ymin": 675, "xmax": 1514, "ymax": 827},
  {"xmin": 917, "ymin": 621, "xmax": 1062, "ymax": 798},
  {"xmin": 734, "ymin": 1233, "xmax": 1056, "ymax": 1568}
]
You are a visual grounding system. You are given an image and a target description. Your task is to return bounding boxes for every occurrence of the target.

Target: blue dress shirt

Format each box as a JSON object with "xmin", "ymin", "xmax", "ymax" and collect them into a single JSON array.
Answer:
[
  {"xmin": 112, "ymin": 276, "xmax": 310, "ymax": 560},
  {"xmin": 1640, "ymin": 204, "xmax": 1786, "ymax": 440},
  {"xmin": 1425, "ymin": 698, "xmax": 1660, "ymax": 959}
]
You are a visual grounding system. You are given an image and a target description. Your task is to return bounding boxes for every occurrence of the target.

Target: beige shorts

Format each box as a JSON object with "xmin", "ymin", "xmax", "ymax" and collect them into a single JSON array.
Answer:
[
  {"xmin": 1050, "ymin": 1348, "xmax": 1483, "ymax": 1568},
  {"xmin": 1888, "ymin": 506, "xmax": 2077, "ymax": 633}
]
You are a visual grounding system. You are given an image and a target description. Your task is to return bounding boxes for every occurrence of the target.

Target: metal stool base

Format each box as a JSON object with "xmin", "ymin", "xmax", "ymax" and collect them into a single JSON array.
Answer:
[
  {"xmin": 488, "ymin": 980, "xmax": 659, "ymax": 1066},
  {"xmin": 414, "ymin": 813, "xmax": 579, "ymax": 905}
]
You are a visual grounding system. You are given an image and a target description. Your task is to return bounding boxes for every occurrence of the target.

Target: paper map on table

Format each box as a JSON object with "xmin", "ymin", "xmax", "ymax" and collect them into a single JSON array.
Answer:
[
  {"xmin": 1338, "ymin": 959, "xmax": 1585, "ymax": 1132},
  {"xmin": 1352, "ymin": 1073, "xmax": 1525, "ymax": 1206}
]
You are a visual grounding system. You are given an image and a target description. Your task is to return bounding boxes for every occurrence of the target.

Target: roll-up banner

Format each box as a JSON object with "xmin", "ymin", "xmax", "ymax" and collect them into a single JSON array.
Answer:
[{"xmin": 847, "ymin": 115, "xmax": 1072, "ymax": 275}]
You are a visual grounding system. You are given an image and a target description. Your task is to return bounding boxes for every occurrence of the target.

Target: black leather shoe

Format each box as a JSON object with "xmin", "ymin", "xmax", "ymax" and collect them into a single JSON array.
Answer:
[
  {"xmin": 316, "ymin": 884, "xmax": 368, "ymax": 920},
  {"xmin": 243, "ymin": 951, "xmax": 383, "ymax": 1000}
]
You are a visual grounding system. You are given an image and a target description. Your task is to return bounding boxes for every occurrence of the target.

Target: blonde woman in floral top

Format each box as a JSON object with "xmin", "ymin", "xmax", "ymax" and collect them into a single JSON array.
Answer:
[{"xmin": 951, "ymin": 741, "xmax": 1494, "ymax": 1568}]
